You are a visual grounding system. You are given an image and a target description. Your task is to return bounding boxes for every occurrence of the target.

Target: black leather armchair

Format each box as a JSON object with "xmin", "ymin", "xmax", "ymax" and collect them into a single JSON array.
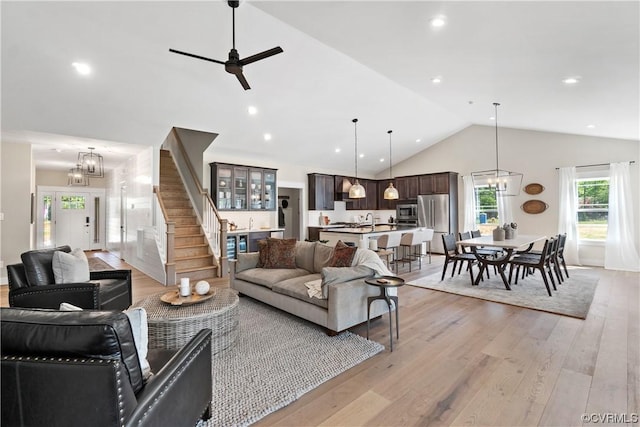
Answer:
[
  {"xmin": 6, "ymin": 245, "xmax": 132, "ymax": 310},
  {"xmin": 1, "ymin": 307, "xmax": 213, "ymax": 427}
]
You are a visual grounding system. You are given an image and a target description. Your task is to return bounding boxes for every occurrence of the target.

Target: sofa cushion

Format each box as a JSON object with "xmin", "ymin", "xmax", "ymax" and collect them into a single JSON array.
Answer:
[
  {"xmin": 294, "ymin": 241, "xmax": 316, "ymax": 272},
  {"xmin": 236, "ymin": 252, "xmax": 260, "ymax": 273},
  {"xmin": 52, "ymin": 248, "xmax": 90, "ymax": 284},
  {"xmin": 272, "ymin": 274, "xmax": 328, "ymax": 309},
  {"xmin": 313, "ymin": 243, "xmax": 334, "ymax": 273},
  {"xmin": 21, "ymin": 246, "xmax": 72, "ymax": 287},
  {"xmin": 235, "ymin": 267, "xmax": 310, "ymax": 289},
  {"xmin": 264, "ymin": 238, "xmax": 297, "ymax": 269},
  {"xmin": 327, "ymin": 241, "xmax": 357, "ymax": 267},
  {"xmin": 321, "ymin": 265, "xmax": 375, "ymax": 298}
]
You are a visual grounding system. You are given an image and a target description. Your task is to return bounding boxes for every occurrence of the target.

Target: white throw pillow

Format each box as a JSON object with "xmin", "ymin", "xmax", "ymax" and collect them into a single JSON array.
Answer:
[
  {"xmin": 52, "ymin": 248, "xmax": 90, "ymax": 283},
  {"xmin": 59, "ymin": 303, "xmax": 152, "ymax": 380}
]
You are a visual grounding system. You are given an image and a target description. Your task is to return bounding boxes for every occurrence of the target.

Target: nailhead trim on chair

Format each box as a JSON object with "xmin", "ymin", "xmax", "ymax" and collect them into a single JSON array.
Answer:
[
  {"xmin": 9, "ymin": 287, "xmax": 99, "ymax": 308},
  {"xmin": 131, "ymin": 339, "xmax": 210, "ymax": 426}
]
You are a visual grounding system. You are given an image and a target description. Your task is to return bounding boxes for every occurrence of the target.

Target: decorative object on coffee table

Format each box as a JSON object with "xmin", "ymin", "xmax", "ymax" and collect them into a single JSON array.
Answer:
[
  {"xmin": 364, "ymin": 275, "xmax": 405, "ymax": 351},
  {"xmin": 134, "ymin": 288, "xmax": 239, "ymax": 352}
]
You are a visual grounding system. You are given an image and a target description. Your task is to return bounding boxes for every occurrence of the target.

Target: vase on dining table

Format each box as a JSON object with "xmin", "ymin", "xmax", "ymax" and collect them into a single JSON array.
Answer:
[{"xmin": 493, "ymin": 226, "xmax": 505, "ymax": 241}]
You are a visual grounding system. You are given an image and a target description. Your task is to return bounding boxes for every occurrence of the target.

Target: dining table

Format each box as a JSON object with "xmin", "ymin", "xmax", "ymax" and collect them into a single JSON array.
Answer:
[{"xmin": 457, "ymin": 234, "xmax": 547, "ymax": 289}]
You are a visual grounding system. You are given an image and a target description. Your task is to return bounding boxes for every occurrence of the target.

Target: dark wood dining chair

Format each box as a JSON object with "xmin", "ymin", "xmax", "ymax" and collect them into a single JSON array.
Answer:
[
  {"xmin": 508, "ymin": 238, "xmax": 556, "ymax": 296},
  {"xmin": 441, "ymin": 233, "xmax": 477, "ymax": 283}
]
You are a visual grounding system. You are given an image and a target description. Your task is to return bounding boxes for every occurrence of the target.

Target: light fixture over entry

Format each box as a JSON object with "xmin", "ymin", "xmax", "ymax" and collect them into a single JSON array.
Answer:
[
  {"xmin": 78, "ymin": 147, "xmax": 104, "ymax": 178},
  {"xmin": 68, "ymin": 164, "xmax": 89, "ymax": 186},
  {"xmin": 471, "ymin": 103, "xmax": 523, "ymax": 196},
  {"xmin": 383, "ymin": 130, "xmax": 399, "ymax": 200},
  {"xmin": 348, "ymin": 118, "xmax": 366, "ymax": 199}
]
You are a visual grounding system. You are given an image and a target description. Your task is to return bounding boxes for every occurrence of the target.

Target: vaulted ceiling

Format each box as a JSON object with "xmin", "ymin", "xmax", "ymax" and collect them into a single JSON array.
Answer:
[{"xmin": 2, "ymin": 1, "xmax": 638, "ymax": 176}]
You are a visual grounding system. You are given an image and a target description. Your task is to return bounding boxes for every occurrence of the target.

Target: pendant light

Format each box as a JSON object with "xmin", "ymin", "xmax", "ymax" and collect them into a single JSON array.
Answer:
[
  {"xmin": 471, "ymin": 102, "xmax": 523, "ymax": 196},
  {"xmin": 383, "ymin": 129, "xmax": 399, "ymax": 200},
  {"xmin": 348, "ymin": 118, "xmax": 366, "ymax": 199},
  {"xmin": 67, "ymin": 163, "xmax": 89, "ymax": 186},
  {"xmin": 78, "ymin": 147, "xmax": 104, "ymax": 178}
]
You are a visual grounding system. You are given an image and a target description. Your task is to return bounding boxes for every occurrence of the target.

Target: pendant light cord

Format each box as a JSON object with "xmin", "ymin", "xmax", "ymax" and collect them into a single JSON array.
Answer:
[
  {"xmin": 353, "ymin": 118, "xmax": 358, "ymax": 179},
  {"xmin": 388, "ymin": 130, "xmax": 393, "ymax": 179},
  {"xmin": 494, "ymin": 102, "xmax": 500, "ymax": 171},
  {"xmin": 232, "ymin": 7, "xmax": 236, "ymax": 49}
]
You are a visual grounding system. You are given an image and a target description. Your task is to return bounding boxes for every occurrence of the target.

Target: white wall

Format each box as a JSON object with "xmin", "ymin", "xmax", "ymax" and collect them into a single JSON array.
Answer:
[
  {"xmin": 0, "ymin": 141, "xmax": 34, "ymax": 284},
  {"xmin": 36, "ymin": 169, "xmax": 108, "ymax": 188},
  {"xmin": 387, "ymin": 125, "xmax": 640, "ymax": 266}
]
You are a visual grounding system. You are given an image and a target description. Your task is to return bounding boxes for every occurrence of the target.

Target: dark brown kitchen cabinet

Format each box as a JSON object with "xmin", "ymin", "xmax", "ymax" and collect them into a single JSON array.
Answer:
[
  {"xmin": 395, "ymin": 176, "xmax": 419, "ymax": 200},
  {"xmin": 308, "ymin": 173, "xmax": 335, "ymax": 210},
  {"xmin": 210, "ymin": 162, "xmax": 277, "ymax": 211},
  {"xmin": 419, "ymin": 172, "xmax": 453, "ymax": 195}
]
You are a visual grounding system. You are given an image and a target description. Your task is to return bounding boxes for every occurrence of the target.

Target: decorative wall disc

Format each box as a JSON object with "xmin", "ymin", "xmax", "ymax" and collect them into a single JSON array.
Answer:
[
  {"xmin": 522, "ymin": 199, "xmax": 549, "ymax": 214},
  {"xmin": 524, "ymin": 183, "xmax": 545, "ymax": 195}
]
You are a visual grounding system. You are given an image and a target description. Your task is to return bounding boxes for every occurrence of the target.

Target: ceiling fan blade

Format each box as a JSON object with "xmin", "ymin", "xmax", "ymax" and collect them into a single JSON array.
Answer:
[
  {"xmin": 234, "ymin": 71, "xmax": 251, "ymax": 90},
  {"xmin": 239, "ymin": 47, "xmax": 283, "ymax": 66},
  {"xmin": 169, "ymin": 48, "xmax": 225, "ymax": 65}
]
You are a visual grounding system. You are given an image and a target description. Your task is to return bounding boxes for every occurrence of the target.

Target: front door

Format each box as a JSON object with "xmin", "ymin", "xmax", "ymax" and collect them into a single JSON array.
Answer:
[{"xmin": 55, "ymin": 192, "xmax": 93, "ymax": 250}]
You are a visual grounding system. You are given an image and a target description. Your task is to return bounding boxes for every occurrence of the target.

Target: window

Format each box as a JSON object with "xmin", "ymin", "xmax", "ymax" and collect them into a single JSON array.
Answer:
[
  {"xmin": 576, "ymin": 178, "xmax": 609, "ymax": 240},
  {"xmin": 475, "ymin": 186, "xmax": 498, "ymax": 233},
  {"xmin": 60, "ymin": 195, "xmax": 85, "ymax": 210}
]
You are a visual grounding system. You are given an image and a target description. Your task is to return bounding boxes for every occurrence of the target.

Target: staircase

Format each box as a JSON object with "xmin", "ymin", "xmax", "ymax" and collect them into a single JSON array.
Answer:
[{"xmin": 158, "ymin": 150, "xmax": 218, "ymax": 283}]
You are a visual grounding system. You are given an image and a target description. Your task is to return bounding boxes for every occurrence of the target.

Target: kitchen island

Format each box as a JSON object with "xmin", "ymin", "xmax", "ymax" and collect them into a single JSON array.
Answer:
[{"xmin": 319, "ymin": 225, "xmax": 416, "ymax": 248}]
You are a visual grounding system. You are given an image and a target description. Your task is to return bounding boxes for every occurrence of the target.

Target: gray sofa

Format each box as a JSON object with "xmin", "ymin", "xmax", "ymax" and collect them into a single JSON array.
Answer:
[{"xmin": 230, "ymin": 240, "xmax": 395, "ymax": 335}]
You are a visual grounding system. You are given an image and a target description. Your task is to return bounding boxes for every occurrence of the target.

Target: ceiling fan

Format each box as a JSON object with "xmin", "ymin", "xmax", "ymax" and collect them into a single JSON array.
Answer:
[{"xmin": 169, "ymin": 0, "xmax": 283, "ymax": 90}]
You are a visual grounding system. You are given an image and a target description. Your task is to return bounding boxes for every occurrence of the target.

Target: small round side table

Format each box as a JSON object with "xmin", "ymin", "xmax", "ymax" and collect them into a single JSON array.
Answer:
[{"xmin": 364, "ymin": 276, "xmax": 405, "ymax": 351}]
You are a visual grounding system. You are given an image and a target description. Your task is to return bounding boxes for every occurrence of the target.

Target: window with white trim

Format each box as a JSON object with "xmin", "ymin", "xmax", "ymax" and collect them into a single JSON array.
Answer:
[{"xmin": 576, "ymin": 178, "xmax": 609, "ymax": 241}]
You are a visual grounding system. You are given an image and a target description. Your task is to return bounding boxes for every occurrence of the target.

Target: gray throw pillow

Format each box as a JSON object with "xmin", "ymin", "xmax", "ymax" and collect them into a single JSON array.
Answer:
[{"xmin": 52, "ymin": 248, "xmax": 90, "ymax": 283}]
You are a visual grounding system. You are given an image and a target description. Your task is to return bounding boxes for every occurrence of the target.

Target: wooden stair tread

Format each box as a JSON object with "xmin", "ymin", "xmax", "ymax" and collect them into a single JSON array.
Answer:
[
  {"xmin": 175, "ymin": 243, "xmax": 208, "ymax": 249},
  {"xmin": 176, "ymin": 265, "xmax": 217, "ymax": 273}
]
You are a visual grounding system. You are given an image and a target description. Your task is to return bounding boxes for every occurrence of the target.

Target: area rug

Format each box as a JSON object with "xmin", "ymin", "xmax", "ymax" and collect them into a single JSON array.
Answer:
[
  {"xmin": 198, "ymin": 297, "xmax": 384, "ymax": 427},
  {"xmin": 408, "ymin": 267, "xmax": 598, "ymax": 319},
  {"xmin": 87, "ymin": 257, "xmax": 114, "ymax": 271}
]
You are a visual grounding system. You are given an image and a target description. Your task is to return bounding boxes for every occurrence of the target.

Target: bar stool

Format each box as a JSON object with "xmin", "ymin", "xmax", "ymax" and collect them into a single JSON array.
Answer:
[
  {"xmin": 417, "ymin": 228, "xmax": 434, "ymax": 264},
  {"xmin": 377, "ymin": 233, "xmax": 402, "ymax": 273},
  {"xmin": 399, "ymin": 232, "xmax": 423, "ymax": 271}
]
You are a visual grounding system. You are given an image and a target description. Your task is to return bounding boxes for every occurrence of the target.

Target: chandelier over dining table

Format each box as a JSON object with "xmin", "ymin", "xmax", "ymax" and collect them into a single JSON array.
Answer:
[{"xmin": 471, "ymin": 102, "xmax": 523, "ymax": 196}]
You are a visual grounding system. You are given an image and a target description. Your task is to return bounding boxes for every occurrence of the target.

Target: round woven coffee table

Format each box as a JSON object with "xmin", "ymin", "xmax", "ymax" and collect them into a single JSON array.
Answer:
[{"xmin": 133, "ymin": 287, "xmax": 239, "ymax": 354}]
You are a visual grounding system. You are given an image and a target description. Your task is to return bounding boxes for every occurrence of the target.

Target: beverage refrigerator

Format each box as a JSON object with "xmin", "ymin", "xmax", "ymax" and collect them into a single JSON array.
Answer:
[{"xmin": 417, "ymin": 194, "xmax": 458, "ymax": 254}]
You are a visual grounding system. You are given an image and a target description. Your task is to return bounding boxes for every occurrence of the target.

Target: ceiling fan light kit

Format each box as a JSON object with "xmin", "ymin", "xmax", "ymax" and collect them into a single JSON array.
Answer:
[
  {"xmin": 471, "ymin": 102, "xmax": 523, "ymax": 197},
  {"xmin": 169, "ymin": 0, "xmax": 283, "ymax": 90}
]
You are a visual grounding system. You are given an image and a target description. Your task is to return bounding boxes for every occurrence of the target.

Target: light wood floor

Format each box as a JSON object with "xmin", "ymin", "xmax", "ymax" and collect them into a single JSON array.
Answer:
[{"xmin": 2, "ymin": 252, "xmax": 638, "ymax": 426}]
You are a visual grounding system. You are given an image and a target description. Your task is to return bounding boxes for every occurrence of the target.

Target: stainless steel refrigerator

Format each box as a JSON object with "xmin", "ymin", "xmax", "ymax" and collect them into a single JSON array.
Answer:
[{"xmin": 417, "ymin": 194, "xmax": 458, "ymax": 254}]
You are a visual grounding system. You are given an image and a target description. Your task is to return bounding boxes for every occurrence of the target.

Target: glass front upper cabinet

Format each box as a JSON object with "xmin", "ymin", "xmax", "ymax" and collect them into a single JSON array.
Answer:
[{"xmin": 210, "ymin": 163, "xmax": 277, "ymax": 211}]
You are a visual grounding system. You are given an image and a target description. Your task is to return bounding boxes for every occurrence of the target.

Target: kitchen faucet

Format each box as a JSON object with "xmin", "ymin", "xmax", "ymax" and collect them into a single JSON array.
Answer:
[{"xmin": 365, "ymin": 212, "xmax": 375, "ymax": 231}]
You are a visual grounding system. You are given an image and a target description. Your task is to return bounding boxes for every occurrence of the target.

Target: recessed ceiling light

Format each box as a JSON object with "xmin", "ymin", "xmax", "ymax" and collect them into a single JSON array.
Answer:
[
  {"xmin": 416, "ymin": 139, "xmax": 421, "ymax": 143},
  {"xmin": 489, "ymin": 116, "xmax": 496, "ymax": 121},
  {"xmin": 562, "ymin": 77, "xmax": 580, "ymax": 85},
  {"xmin": 431, "ymin": 77, "xmax": 442, "ymax": 84},
  {"xmin": 248, "ymin": 106, "xmax": 258, "ymax": 115},
  {"xmin": 335, "ymin": 148, "xmax": 341, "ymax": 153},
  {"xmin": 71, "ymin": 62, "xmax": 91, "ymax": 76},
  {"xmin": 263, "ymin": 133, "xmax": 272, "ymax": 141},
  {"xmin": 359, "ymin": 153, "xmax": 364, "ymax": 158},
  {"xmin": 380, "ymin": 158, "xmax": 385, "ymax": 162},
  {"xmin": 429, "ymin": 16, "xmax": 447, "ymax": 28},
  {"xmin": 586, "ymin": 124, "xmax": 596, "ymax": 129}
]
